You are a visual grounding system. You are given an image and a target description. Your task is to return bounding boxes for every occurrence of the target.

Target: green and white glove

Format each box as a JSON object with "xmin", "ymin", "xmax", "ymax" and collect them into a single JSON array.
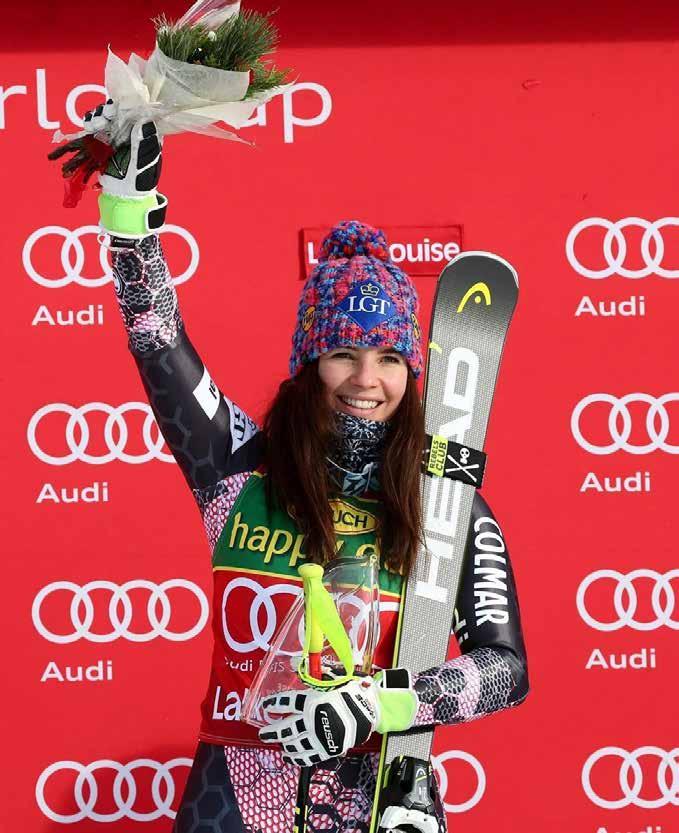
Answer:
[
  {"xmin": 83, "ymin": 100, "xmax": 167, "ymax": 239},
  {"xmin": 258, "ymin": 669, "xmax": 418, "ymax": 766}
]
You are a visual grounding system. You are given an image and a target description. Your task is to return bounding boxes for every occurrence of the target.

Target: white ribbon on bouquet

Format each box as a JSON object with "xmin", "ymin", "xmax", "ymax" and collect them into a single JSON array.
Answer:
[{"xmin": 52, "ymin": 0, "xmax": 291, "ymax": 147}]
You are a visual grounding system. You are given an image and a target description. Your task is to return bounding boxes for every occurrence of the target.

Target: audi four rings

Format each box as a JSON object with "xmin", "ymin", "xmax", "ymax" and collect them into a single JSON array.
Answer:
[
  {"xmin": 35, "ymin": 752, "xmax": 485, "ymax": 821},
  {"xmin": 582, "ymin": 747, "xmax": 679, "ymax": 809},
  {"xmin": 27, "ymin": 402, "xmax": 174, "ymax": 465},
  {"xmin": 35, "ymin": 758, "xmax": 193, "ymax": 822},
  {"xmin": 576, "ymin": 569, "xmax": 679, "ymax": 631},
  {"xmin": 220, "ymin": 576, "xmax": 399, "ymax": 654},
  {"xmin": 32, "ymin": 580, "xmax": 209, "ymax": 643},
  {"xmin": 432, "ymin": 751, "xmax": 486, "ymax": 814},
  {"xmin": 571, "ymin": 393, "xmax": 679, "ymax": 455},
  {"xmin": 566, "ymin": 217, "xmax": 679, "ymax": 278},
  {"xmin": 22, "ymin": 224, "xmax": 199, "ymax": 287}
]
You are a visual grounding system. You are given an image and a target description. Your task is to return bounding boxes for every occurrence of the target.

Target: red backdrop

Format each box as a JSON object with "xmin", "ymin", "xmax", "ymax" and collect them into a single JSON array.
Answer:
[{"xmin": 3, "ymin": 2, "xmax": 678, "ymax": 830}]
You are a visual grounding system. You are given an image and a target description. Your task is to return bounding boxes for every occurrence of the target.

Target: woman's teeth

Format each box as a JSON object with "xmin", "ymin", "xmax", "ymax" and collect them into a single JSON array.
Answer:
[{"xmin": 339, "ymin": 396, "xmax": 380, "ymax": 410}]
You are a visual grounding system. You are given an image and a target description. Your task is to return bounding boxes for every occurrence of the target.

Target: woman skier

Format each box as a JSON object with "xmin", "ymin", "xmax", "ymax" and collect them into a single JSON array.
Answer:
[{"xmin": 80, "ymin": 103, "xmax": 529, "ymax": 833}]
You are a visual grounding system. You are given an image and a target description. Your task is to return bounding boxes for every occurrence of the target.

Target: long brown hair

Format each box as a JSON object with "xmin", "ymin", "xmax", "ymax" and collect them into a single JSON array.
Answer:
[{"xmin": 261, "ymin": 360, "xmax": 425, "ymax": 575}]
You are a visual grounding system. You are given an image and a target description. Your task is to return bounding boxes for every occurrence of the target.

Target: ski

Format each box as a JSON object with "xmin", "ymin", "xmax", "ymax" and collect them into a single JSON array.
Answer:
[{"xmin": 370, "ymin": 251, "xmax": 519, "ymax": 833}]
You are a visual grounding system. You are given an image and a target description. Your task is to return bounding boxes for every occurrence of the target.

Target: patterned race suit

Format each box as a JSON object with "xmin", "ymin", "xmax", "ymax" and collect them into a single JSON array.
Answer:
[{"xmin": 109, "ymin": 234, "xmax": 529, "ymax": 833}]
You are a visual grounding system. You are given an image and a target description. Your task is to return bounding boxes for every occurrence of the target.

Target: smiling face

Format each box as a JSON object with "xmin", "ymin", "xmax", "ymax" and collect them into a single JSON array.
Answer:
[{"xmin": 317, "ymin": 346, "xmax": 409, "ymax": 422}]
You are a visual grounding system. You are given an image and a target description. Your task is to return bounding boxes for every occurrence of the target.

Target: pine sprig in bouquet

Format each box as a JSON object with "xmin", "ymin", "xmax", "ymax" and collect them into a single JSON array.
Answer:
[
  {"xmin": 155, "ymin": 8, "xmax": 289, "ymax": 92},
  {"xmin": 48, "ymin": 0, "xmax": 293, "ymax": 206}
]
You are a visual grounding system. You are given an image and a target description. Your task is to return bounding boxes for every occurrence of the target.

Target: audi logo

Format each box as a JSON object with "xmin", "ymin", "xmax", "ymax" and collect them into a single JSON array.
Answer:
[
  {"xmin": 36, "ymin": 752, "xmax": 483, "ymax": 821},
  {"xmin": 566, "ymin": 217, "xmax": 679, "ymax": 278},
  {"xmin": 432, "ymin": 750, "xmax": 485, "ymax": 813},
  {"xmin": 571, "ymin": 393, "xmax": 679, "ymax": 455},
  {"xmin": 582, "ymin": 747, "xmax": 679, "ymax": 808},
  {"xmin": 576, "ymin": 569, "xmax": 679, "ymax": 631},
  {"xmin": 27, "ymin": 402, "xmax": 174, "ymax": 465},
  {"xmin": 223, "ymin": 578, "xmax": 301, "ymax": 654},
  {"xmin": 221, "ymin": 577, "xmax": 399, "ymax": 654},
  {"xmin": 36, "ymin": 757, "xmax": 192, "ymax": 822},
  {"xmin": 22, "ymin": 224, "xmax": 199, "ymax": 287},
  {"xmin": 32, "ymin": 580, "xmax": 209, "ymax": 643}
]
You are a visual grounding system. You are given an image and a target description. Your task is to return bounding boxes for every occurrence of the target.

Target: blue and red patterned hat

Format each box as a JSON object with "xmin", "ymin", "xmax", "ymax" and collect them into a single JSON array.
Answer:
[{"xmin": 289, "ymin": 220, "xmax": 423, "ymax": 378}]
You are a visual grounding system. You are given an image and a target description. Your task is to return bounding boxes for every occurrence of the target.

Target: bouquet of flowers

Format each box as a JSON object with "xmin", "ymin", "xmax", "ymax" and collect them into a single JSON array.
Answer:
[{"xmin": 48, "ymin": 0, "xmax": 292, "ymax": 206}]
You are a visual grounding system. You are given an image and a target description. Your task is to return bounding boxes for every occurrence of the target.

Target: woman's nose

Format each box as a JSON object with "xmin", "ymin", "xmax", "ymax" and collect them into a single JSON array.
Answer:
[{"xmin": 350, "ymin": 359, "xmax": 378, "ymax": 387}]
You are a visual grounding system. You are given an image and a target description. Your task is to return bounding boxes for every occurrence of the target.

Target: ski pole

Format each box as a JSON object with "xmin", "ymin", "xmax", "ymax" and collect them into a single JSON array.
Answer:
[
  {"xmin": 298, "ymin": 563, "xmax": 325, "ymax": 681},
  {"xmin": 293, "ymin": 564, "xmax": 326, "ymax": 833}
]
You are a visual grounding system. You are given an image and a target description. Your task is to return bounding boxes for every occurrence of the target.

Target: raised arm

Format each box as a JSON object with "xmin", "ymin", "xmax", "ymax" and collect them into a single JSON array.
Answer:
[
  {"xmin": 110, "ymin": 235, "xmax": 262, "ymax": 491},
  {"xmin": 87, "ymin": 104, "xmax": 263, "ymax": 498}
]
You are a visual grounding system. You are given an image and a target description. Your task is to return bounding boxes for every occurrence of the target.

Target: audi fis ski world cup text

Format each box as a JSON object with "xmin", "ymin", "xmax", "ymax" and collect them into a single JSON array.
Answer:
[{"xmin": 1, "ymin": 68, "xmax": 332, "ymax": 142}]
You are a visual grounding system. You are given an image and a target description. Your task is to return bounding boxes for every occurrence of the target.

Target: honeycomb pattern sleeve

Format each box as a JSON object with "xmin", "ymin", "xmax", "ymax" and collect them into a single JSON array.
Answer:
[
  {"xmin": 110, "ymin": 234, "xmax": 263, "ymax": 494},
  {"xmin": 411, "ymin": 490, "xmax": 529, "ymax": 727},
  {"xmin": 111, "ymin": 234, "xmax": 183, "ymax": 353}
]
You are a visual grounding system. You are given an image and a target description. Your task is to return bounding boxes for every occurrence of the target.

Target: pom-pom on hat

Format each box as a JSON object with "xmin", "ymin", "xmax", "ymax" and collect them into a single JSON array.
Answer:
[{"xmin": 289, "ymin": 220, "xmax": 424, "ymax": 378}]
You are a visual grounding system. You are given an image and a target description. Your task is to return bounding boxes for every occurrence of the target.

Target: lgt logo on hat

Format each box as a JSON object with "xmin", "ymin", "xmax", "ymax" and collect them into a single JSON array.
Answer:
[{"xmin": 338, "ymin": 280, "xmax": 398, "ymax": 332}]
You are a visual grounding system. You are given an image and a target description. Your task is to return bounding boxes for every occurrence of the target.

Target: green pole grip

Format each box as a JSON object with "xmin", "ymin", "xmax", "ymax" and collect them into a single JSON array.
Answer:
[{"xmin": 299, "ymin": 563, "xmax": 325, "ymax": 656}]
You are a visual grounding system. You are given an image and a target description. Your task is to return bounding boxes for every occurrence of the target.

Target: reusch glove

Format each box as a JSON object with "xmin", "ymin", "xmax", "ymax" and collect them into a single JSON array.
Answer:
[
  {"xmin": 83, "ymin": 100, "xmax": 167, "ymax": 239},
  {"xmin": 258, "ymin": 669, "xmax": 418, "ymax": 766}
]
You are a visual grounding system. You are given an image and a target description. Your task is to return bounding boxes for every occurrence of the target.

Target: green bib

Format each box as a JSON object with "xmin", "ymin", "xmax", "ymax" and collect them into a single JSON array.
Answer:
[{"xmin": 213, "ymin": 471, "xmax": 402, "ymax": 596}]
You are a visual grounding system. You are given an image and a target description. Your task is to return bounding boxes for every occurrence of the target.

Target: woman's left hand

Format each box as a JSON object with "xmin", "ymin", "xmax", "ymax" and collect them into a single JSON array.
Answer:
[{"xmin": 258, "ymin": 670, "xmax": 417, "ymax": 766}]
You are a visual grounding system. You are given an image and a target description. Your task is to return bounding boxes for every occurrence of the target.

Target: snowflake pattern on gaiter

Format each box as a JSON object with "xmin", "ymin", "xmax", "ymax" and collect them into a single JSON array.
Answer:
[
  {"xmin": 326, "ymin": 413, "xmax": 389, "ymax": 496},
  {"xmin": 328, "ymin": 413, "xmax": 389, "ymax": 472}
]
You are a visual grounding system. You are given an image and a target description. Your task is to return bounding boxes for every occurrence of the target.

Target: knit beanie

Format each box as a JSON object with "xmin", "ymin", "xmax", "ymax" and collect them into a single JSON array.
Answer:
[{"xmin": 289, "ymin": 220, "xmax": 423, "ymax": 378}]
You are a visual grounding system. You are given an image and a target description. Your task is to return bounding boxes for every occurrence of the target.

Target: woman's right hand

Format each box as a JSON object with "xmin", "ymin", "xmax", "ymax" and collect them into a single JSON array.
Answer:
[
  {"xmin": 83, "ymin": 100, "xmax": 163, "ymax": 199},
  {"xmin": 83, "ymin": 100, "xmax": 167, "ymax": 238}
]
